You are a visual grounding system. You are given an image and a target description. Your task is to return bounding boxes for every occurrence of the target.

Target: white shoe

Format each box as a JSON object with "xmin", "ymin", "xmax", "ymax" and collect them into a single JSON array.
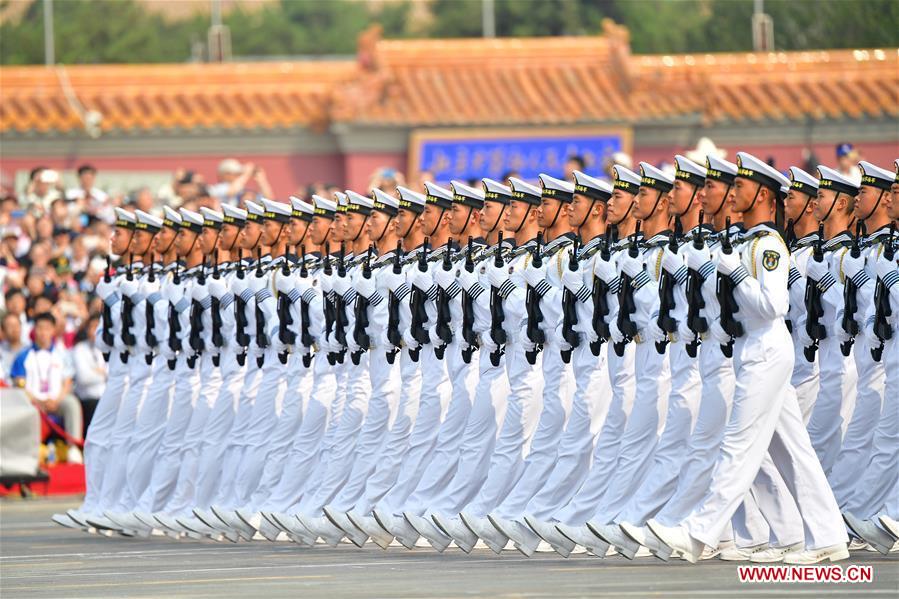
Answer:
[
  {"xmin": 66, "ymin": 446, "xmax": 83, "ymax": 464},
  {"xmin": 432, "ymin": 513, "xmax": 478, "ymax": 553},
  {"xmin": 105, "ymin": 511, "xmax": 152, "ymax": 535},
  {"xmin": 66, "ymin": 509, "xmax": 90, "ymax": 527},
  {"xmin": 555, "ymin": 523, "xmax": 610, "ymax": 557},
  {"xmin": 222, "ymin": 508, "xmax": 257, "ymax": 541},
  {"xmin": 153, "ymin": 513, "xmax": 187, "ymax": 537},
  {"xmin": 268, "ymin": 513, "xmax": 316, "ymax": 545},
  {"xmin": 370, "ymin": 508, "xmax": 418, "ymax": 549},
  {"xmin": 718, "ymin": 543, "xmax": 767, "ymax": 561},
  {"xmin": 52, "ymin": 513, "xmax": 85, "ymax": 530},
  {"xmin": 645, "ymin": 520, "xmax": 703, "ymax": 564},
  {"xmin": 347, "ymin": 512, "xmax": 393, "ymax": 550},
  {"xmin": 86, "ymin": 514, "xmax": 123, "ymax": 532},
  {"xmin": 844, "ymin": 513, "xmax": 894, "ymax": 555},
  {"xmin": 639, "ymin": 524, "xmax": 674, "ymax": 561},
  {"xmin": 322, "ymin": 507, "xmax": 368, "ymax": 548},
  {"xmin": 783, "ymin": 543, "xmax": 849, "ymax": 564},
  {"xmin": 256, "ymin": 517, "xmax": 284, "ymax": 542},
  {"xmin": 878, "ymin": 515, "xmax": 899, "ymax": 541},
  {"xmin": 176, "ymin": 516, "xmax": 219, "ymax": 537},
  {"xmin": 489, "ymin": 515, "xmax": 541, "ymax": 557},
  {"xmin": 750, "ymin": 542, "xmax": 804, "ymax": 563},
  {"xmin": 235, "ymin": 509, "xmax": 263, "ymax": 534},
  {"xmin": 588, "ymin": 522, "xmax": 639, "ymax": 560},
  {"xmin": 297, "ymin": 515, "xmax": 343, "ymax": 547},
  {"xmin": 403, "ymin": 512, "xmax": 451, "ymax": 552},
  {"xmin": 459, "ymin": 512, "xmax": 508, "ymax": 554},
  {"xmin": 848, "ymin": 538, "xmax": 869, "ymax": 551},
  {"xmin": 193, "ymin": 508, "xmax": 230, "ymax": 534},
  {"xmin": 523, "ymin": 516, "xmax": 576, "ymax": 558}
]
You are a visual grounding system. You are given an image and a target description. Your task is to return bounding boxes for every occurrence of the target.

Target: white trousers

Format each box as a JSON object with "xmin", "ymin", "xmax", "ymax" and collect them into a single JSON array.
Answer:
[
  {"xmin": 135, "ymin": 355, "xmax": 200, "ymax": 513},
  {"xmin": 494, "ymin": 341, "xmax": 574, "ymax": 519},
  {"xmin": 807, "ymin": 338, "xmax": 857, "ymax": 473},
  {"xmin": 553, "ymin": 342, "xmax": 636, "ymax": 525},
  {"xmin": 685, "ymin": 327, "xmax": 847, "ymax": 551},
  {"xmin": 790, "ymin": 329, "xmax": 820, "ymax": 422},
  {"xmin": 417, "ymin": 348, "xmax": 508, "ymax": 518},
  {"xmin": 463, "ymin": 340, "xmax": 544, "ymax": 517},
  {"xmin": 525, "ymin": 342, "xmax": 610, "ymax": 520},
  {"xmin": 80, "ymin": 354, "xmax": 129, "ymax": 516},
  {"xmin": 618, "ymin": 341, "xmax": 701, "ymax": 525},
  {"xmin": 590, "ymin": 342, "xmax": 669, "ymax": 523}
]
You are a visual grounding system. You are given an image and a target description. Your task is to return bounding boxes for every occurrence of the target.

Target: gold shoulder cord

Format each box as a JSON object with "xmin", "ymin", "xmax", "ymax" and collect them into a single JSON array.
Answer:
[
  {"xmin": 749, "ymin": 234, "xmax": 787, "ymax": 279},
  {"xmin": 654, "ymin": 248, "xmax": 664, "ymax": 282},
  {"xmin": 838, "ymin": 247, "xmax": 849, "ymax": 284},
  {"xmin": 556, "ymin": 251, "xmax": 565, "ymax": 280}
]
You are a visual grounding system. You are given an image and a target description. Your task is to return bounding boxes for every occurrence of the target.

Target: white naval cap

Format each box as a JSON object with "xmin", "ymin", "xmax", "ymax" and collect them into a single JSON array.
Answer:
[
  {"xmin": 736, "ymin": 151, "xmax": 789, "ymax": 192},
  {"xmin": 508, "ymin": 176, "xmax": 542, "ymax": 205},
  {"xmin": 200, "ymin": 206, "xmax": 224, "ymax": 230},
  {"xmin": 705, "ymin": 155, "xmax": 738, "ymax": 184},
  {"xmin": 451, "ymin": 180, "xmax": 486, "ymax": 209},
  {"xmin": 345, "ymin": 190, "xmax": 374, "ymax": 215},
  {"xmin": 788, "ymin": 166, "xmax": 819, "ymax": 197},
  {"xmin": 260, "ymin": 198, "xmax": 292, "ymax": 223},
  {"xmin": 114, "ymin": 207, "xmax": 136, "ymax": 229},
  {"xmin": 674, "ymin": 155, "xmax": 707, "ymax": 187},
  {"xmin": 334, "ymin": 191, "xmax": 349, "ymax": 213},
  {"xmin": 858, "ymin": 161, "xmax": 894, "ymax": 191},
  {"xmin": 396, "ymin": 186, "xmax": 426, "ymax": 213},
  {"xmin": 612, "ymin": 165, "xmax": 642, "ymax": 195},
  {"xmin": 639, "ymin": 161, "xmax": 675, "ymax": 192},
  {"xmin": 162, "ymin": 205, "xmax": 182, "ymax": 229},
  {"xmin": 311, "ymin": 194, "xmax": 337, "ymax": 218},
  {"xmin": 244, "ymin": 199, "xmax": 265, "ymax": 223},
  {"xmin": 371, "ymin": 188, "xmax": 400, "ymax": 216},
  {"xmin": 179, "ymin": 207, "xmax": 204, "ymax": 233},
  {"xmin": 538, "ymin": 173, "xmax": 575, "ymax": 202},
  {"xmin": 289, "ymin": 196, "xmax": 315, "ymax": 222},
  {"xmin": 134, "ymin": 209, "xmax": 163, "ymax": 233},
  {"xmin": 222, "ymin": 203, "xmax": 247, "ymax": 226},
  {"xmin": 572, "ymin": 170, "xmax": 612, "ymax": 201},
  {"xmin": 481, "ymin": 178, "xmax": 513, "ymax": 205},
  {"xmin": 816, "ymin": 164, "xmax": 860, "ymax": 196},
  {"xmin": 423, "ymin": 181, "xmax": 454, "ymax": 209}
]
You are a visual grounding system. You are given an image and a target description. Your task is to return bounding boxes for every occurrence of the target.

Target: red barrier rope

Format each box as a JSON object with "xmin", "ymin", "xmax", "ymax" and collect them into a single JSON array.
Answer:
[{"xmin": 37, "ymin": 408, "xmax": 84, "ymax": 448}]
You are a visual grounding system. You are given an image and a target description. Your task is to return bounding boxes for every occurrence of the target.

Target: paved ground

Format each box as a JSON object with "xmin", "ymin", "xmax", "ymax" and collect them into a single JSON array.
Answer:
[{"xmin": 1, "ymin": 498, "xmax": 896, "ymax": 598}]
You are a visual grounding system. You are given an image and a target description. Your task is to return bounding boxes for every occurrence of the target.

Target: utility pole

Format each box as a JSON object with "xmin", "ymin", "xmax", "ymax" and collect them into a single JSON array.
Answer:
[
  {"xmin": 752, "ymin": 0, "xmax": 774, "ymax": 52},
  {"xmin": 482, "ymin": 0, "xmax": 495, "ymax": 39},
  {"xmin": 208, "ymin": 0, "xmax": 231, "ymax": 62},
  {"xmin": 43, "ymin": 0, "xmax": 54, "ymax": 66}
]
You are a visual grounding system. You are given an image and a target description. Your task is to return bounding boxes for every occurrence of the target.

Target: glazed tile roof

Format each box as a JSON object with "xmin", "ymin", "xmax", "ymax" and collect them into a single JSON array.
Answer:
[{"xmin": 1, "ymin": 23, "xmax": 896, "ymax": 135}]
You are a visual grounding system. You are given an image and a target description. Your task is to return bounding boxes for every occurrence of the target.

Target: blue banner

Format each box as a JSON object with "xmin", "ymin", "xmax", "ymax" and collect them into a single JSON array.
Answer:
[{"xmin": 410, "ymin": 128, "xmax": 630, "ymax": 183}]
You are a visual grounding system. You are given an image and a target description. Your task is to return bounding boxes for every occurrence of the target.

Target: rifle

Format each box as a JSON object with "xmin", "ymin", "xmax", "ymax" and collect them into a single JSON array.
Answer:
[
  {"xmin": 655, "ymin": 218, "xmax": 681, "ymax": 354},
  {"xmin": 277, "ymin": 245, "xmax": 295, "ymax": 365},
  {"xmin": 187, "ymin": 256, "xmax": 207, "ymax": 369},
  {"xmin": 461, "ymin": 236, "xmax": 479, "ymax": 364},
  {"xmin": 234, "ymin": 249, "xmax": 250, "ymax": 366},
  {"xmin": 685, "ymin": 211, "xmax": 708, "ymax": 358},
  {"xmin": 614, "ymin": 221, "xmax": 641, "ymax": 357},
  {"xmin": 871, "ymin": 223, "xmax": 895, "ymax": 361},
  {"xmin": 144, "ymin": 255, "xmax": 157, "ymax": 365},
  {"xmin": 298, "ymin": 245, "xmax": 313, "ymax": 368},
  {"xmin": 840, "ymin": 220, "xmax": 865, "ymax": 356},
  {"xmin": 434, "ymin": 238, "xmax": 454, "ymax": 359},
  {"xmin": 560, "ymin": 237, "xmax": 580, "ymax": 363},
  {"xmin": 488, "ymin": 231, "xmax": 507, "ymax": 366},
  {"xmin": 101, "ymin": 256, "xmax": 114, "ymax": 362},
  {"xmin": 351, "ymin": 245, "xmax": 373, "ymax": 365},
  {"xmin": 210, "ymin": 250, "xmax": 223, "ymax": 367},
  {"xmin": 167, "ymin": 260, "xmax": 182, "ymax": 370},
  {"xmin": 386, "ymin": 240, "xmax": 403, "ymax": 364},
  {"xmin": 333, "ymin": 242, "xmax": 348, "ymax": 364},
  {"xmin": 322, "ymin": 242, "xmax": 337, "ymax": 365},
  {"xmin": 408, "ymin": 239, "xmax": 430, "ymax": 362},
  {"xmin": 803, "ymin": 223, "xmax": 827, "ymax": 362},
  {"xmin": 120, "ymin": 254, "xmax": 135, "ymax": 363},
  {"xmin": 525, "ymin": 232, "xmax": 545, "ymax": 365},
  {"xmin": 589, "ymin": 227, "xmax": 613, "ymax": 356},
  {"xmin": 716, "ymin": 217, "xmax": 744, "ymax": 358},
  {"xmin": 253, "ymin": 247, "xmax": 268, "ymax": 368}
]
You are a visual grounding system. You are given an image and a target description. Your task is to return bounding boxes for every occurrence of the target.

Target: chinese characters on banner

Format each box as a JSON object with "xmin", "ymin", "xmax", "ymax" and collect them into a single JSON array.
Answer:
[{"xmin": 409, "ymin": 127, "xmax": 631, "ymax": 182}]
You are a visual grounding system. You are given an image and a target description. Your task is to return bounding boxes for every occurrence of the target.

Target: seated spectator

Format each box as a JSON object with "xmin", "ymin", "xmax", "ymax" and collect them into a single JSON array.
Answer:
[
  {"xmin": 9, "ymin": 312, "xmax": 83, "ymax": 463},
  {"xmin": 71, "ymin": 313, "xmax": 106, "ymax": 433},
  {"xmin": 23, "ymin": 168, "xmax": 63, "ymax": 217},
  {"xmin": 3, "ymin": 288, "xmax": 30, "ymax": 344},
  {"xmin": 0, "ymin": 312, "xmax": 25, "ymax": 381}
]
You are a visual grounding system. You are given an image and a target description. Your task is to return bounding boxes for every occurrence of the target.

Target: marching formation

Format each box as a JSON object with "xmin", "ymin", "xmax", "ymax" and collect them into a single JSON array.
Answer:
[{"xmin": 53, "ymin": 152, "xmax": 899, "ymax": 565}]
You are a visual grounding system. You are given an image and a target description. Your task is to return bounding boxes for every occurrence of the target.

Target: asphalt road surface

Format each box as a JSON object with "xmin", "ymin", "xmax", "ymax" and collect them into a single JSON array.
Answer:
[{"xmin": 2, "ymin": 498, "xmax": 896, "ymax": 598}]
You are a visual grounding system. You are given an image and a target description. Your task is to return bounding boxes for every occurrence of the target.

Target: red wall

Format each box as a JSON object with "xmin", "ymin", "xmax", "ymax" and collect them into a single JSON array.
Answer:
[
  {"xmin": 342, "ymin": 152, "xmax": 408, "ymax": 192},
  {"xmin": 635, "ymin": 141, "xmax": 898, "ymax": 171}
]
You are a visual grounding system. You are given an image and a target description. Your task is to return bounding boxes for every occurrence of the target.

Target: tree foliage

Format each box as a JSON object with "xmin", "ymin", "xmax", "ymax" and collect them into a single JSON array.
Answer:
[{"xmin": 1, "ymin": 0, "xmax": 896, "ymax": 65}]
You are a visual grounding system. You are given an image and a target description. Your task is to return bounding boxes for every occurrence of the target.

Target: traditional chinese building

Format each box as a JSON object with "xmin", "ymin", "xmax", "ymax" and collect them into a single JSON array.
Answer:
[{"xmin": 2, "ymin": 21, "xmax": 897, "ymax": 194}]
